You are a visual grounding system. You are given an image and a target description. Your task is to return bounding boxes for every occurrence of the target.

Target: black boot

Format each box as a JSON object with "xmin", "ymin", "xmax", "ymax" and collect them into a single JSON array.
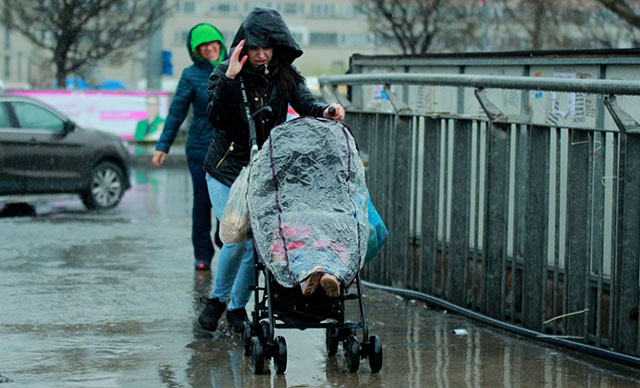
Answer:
[
  {"xmin": 197, "ymin": 297, "xmax": 226, "ymax": 332},
  {"xmin": 226, "ymin": 308, "xmax": 249, "ymax": 333}
]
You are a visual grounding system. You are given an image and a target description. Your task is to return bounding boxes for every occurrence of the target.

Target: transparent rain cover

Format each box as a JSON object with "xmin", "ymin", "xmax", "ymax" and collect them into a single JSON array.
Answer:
[{"xmin": 247, "ymin": 117, "xmax": 369, "ymax": 288}]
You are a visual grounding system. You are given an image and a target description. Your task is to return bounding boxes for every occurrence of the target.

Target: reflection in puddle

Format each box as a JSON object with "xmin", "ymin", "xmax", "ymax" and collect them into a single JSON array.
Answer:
[{"xmin": 365, "ymin": 293, "xmax": 640, "ymax": 388}]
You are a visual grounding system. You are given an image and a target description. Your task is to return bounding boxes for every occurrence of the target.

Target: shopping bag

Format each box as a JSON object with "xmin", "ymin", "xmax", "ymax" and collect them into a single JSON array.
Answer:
[
  {"xmin": 365, "ymin": 192, "xmax": 388, "ymax": 262},
  {"xmin": 220, "ymin": 167, "xmax": 252, "ymax": 244}
]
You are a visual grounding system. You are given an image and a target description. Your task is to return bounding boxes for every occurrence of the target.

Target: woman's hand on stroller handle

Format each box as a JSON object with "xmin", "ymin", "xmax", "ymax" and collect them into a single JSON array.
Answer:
[{"xmin": 324, "ymin": 103, "xmax": 344, "ymax": 121}]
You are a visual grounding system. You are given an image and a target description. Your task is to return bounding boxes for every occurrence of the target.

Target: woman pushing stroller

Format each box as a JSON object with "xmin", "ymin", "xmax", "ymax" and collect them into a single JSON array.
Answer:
[{"xmin": 198, "ymin": 7, "xmax": 345, "ymax": 334}]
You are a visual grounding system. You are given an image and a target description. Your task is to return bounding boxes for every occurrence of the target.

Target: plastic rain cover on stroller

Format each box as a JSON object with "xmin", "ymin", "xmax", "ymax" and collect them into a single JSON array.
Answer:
[{"xmin": 247, "ymin": 117, "xmax": 369, "ymax": 288}]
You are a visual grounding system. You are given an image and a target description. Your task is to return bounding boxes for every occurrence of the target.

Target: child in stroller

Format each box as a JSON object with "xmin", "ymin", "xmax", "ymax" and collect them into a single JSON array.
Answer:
[
  {"xmin": 248, "ymin": 116, "xmax": 368, "ymax": 296},
  {"xmin": 235, "ymin": 116, "xmax": 382, "ymax": 374},
  {"xmin": 269, "ymin": 213, "xmax": 354, "ymax": 298}
]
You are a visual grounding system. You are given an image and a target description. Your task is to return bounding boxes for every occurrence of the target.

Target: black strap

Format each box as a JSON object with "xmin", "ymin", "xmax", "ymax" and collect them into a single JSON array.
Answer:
[{"xmin": 239, "ymin": 76, "xmax": 258, "ymax": 151}]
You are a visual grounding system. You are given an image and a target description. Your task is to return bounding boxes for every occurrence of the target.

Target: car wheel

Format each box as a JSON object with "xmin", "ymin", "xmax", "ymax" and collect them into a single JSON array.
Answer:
[{"xmin": 81, "ymin": 161, "xmax": 125, "ymax": 210}]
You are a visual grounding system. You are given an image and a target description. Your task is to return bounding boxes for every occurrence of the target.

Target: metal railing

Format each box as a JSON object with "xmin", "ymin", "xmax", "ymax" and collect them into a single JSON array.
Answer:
[{"xmin": 319, "ymin": 72, "xmax": 640, "ymax": 363}]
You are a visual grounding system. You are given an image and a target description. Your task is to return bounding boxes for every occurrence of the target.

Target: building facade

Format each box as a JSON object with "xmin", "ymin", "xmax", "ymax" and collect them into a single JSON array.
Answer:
[{"xmin": 0, "ymin": 0, "xmax": 389, "ymax": 91}]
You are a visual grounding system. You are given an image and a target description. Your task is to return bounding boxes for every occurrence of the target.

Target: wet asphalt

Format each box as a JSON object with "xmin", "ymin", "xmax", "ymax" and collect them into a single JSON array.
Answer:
[{"xmin": 2, "ymin": 164, "xmax": 640, "ymax": 388}]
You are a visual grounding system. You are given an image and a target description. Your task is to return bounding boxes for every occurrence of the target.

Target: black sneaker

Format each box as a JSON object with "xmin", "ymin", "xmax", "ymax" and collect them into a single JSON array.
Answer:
[
  {"xmin": 226, "ymin": 308, "xmax": 249, "ymax": 333},
  {"xmin": 197, "ymin": 297, "xmax": 226, "ymax": 332}
]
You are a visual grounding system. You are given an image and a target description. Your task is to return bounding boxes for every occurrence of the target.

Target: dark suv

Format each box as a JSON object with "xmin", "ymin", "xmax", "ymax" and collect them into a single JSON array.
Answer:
[{"xmin": 0, "ymin": 93, "xmax": 131, "ymax": 210}]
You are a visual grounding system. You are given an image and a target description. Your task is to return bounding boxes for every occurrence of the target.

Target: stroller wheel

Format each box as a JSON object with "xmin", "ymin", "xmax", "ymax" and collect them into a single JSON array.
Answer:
[
  {"xmin": 368, "ymin": 334, "xmax": 383, "ymax": 373},
  {"xmin": 344, "ymin": 335, "xmax": 360, "ymax": 373},
  {"xmin": 251, "ymin": 337, "xmax": 264, "ymax": 374},
  {"xmin": 242, "ymin": 321, "xmax": 252, "ymax": 356},
  {"xmin": 326, "ymin": 326, "xmax": 339, "ymax": 356},
  {"xmin": 273, "ymin": 336, "xmax": 288, "ymax": 374}
]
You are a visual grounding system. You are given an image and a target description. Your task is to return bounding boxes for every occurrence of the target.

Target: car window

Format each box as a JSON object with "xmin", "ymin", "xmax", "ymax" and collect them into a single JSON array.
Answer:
[
  {"xmin": 0, "ymin": 102, "xmax": 12, "ymax": 128},
  {"xmin": 11, "ymin": 101, "xmax": 65, "ymax": 131}
]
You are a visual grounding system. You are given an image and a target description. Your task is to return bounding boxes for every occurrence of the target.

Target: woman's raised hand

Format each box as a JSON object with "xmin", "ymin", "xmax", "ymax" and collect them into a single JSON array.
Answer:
[{"xmin": 225, "ymin": 39, "xmax": 248, "ymax": 79}]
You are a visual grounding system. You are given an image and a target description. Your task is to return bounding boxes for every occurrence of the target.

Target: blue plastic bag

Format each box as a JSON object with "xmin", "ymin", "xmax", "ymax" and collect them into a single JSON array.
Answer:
[{"xmin": 365, "ymin": 192, "xmax": 388, "ymax": 262}]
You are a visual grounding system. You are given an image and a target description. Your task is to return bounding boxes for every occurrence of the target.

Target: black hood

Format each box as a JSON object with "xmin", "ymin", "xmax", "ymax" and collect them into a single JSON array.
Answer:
[{"xmin": 230, "ymin": 8, "xmax": 302, "ymax": 65}]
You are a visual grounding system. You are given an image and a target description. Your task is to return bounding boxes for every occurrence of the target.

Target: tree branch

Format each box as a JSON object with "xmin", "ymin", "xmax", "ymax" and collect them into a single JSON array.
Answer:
[{"xmin": 596, "ymin": 0, "xmax": 640, "ymax": 29}]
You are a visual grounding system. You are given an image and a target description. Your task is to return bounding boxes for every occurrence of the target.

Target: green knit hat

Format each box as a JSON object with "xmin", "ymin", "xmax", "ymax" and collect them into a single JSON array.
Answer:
[{"xmin": 190, "ymin": 24, "xmax": 226, "ymax": 65}]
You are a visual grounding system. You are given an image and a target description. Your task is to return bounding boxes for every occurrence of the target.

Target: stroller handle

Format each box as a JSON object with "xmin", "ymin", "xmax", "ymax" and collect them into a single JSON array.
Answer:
[{"xmin": 252, "ymin": 105, "xmax": 272, "ymax": 120}]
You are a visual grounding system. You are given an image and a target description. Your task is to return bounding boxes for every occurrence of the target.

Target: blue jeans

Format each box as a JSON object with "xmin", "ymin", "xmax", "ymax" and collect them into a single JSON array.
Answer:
[
  {"xmin": 187, "ymin": 158, "xmax": 214, "ymax": 265},
  {"xmin": 205, "ymin": 173, "xmax": 255, "ymax": 310}
]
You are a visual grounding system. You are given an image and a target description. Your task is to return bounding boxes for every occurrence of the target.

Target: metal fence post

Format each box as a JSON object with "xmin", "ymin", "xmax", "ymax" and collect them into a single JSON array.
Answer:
[
  {"xmin": 565, "ymin": 130, "xmax": 593, "ymax": 340},
  {"xmin": 483, "ymin": 122, "xmax": 510, "ymax": 318},
  {"xmin": 523, "ymin": 125, "xmax": 549, "ymax": 332}
]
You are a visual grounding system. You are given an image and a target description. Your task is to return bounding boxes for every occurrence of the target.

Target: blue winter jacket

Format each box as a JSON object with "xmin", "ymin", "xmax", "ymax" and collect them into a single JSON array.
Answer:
[{"xmin": 156, "ymin": 24, "xmax": 227, "ymax": 163}]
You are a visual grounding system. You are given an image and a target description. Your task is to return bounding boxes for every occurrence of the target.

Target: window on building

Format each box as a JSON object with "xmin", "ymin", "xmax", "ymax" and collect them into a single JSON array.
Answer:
[
  {"xmin": 245, "ymin": 1, "xmax": 272, "ymax": 12},
  {"xmin": 340, "ymin": 33, "xmax": 373, "ymax": 48},
  {"xmin": 212, "ymin": 2, "xmax": 238, "ymax": 15},
  {"xmin": 342, "ymin": 4, "xmax": 366, "ymax": 18},
  {"xmin": 291, "ymin": 31, "xmax": 305, "ymax": 45},
  {"xmin": 173, "ymin": 30, "xmax": 189, "ymax": 46},
  {"xmin": 176, "ymin": 1, "xmax": 198, "ymax": 14},
  {"xmin": 309, "ymin": 32, "xmax": 337, "ymax": 46},
  {"xmin": 279, "ymin": 2, "xmax": 304, "ymax": 16},
  {"xmin": 289, "ymin": 25, "xmax": 309, "ymax": 46},
  {"xmin": 310, "ymin": 3, "xmax": 335, "ymax": 18}
]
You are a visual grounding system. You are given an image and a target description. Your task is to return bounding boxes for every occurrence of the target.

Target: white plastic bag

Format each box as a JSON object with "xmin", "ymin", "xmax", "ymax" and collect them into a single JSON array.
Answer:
[{"xmin": 220, "ymin": 167, "xmax": 251, "ymax": 244}]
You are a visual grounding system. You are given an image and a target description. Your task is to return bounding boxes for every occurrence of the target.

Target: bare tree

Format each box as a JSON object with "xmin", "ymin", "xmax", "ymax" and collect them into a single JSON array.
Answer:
[
  {"xmin": 595, "ymin": 0, "xmax": 640, "ymax": 30},
  {"xmin": 492, "ymin": 0, "xmax": 640, "ymax": 51},
  {"xmin": 355, "ymin": 0, "xmax": 482, "ymax": 55},
  {"xmin": 0, "ymin": 0, "xmax": 172, "ymax": 88},
  {"xmin": 490, "ymin": 0, "xmax": 577, "ymax": 50},
  {"xmin": 575, "ymin": 6, "xmax": 640, "ymax": 48}
]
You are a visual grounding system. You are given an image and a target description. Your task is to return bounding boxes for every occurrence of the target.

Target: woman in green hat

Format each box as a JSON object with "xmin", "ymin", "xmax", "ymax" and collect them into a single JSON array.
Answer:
[{"xmin": 152, "ymin": 23, "xmax": 227, "ymax": 271}]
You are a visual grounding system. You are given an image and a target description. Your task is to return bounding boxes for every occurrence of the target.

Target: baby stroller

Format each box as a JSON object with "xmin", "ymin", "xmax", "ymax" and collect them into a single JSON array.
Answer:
[{"xmin": 238, "ymin": 108, "xmax": 382, "ymax": 374}]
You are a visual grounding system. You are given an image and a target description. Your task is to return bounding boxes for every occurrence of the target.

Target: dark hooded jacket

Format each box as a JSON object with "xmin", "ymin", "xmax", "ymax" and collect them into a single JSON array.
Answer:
[
  {"xmin": 156, "ymin": 23, "xmax": 227, "ymax": 163},
  {"xmin": 203, "ymin": 8, "xmax": 327, "ymax": 186}
]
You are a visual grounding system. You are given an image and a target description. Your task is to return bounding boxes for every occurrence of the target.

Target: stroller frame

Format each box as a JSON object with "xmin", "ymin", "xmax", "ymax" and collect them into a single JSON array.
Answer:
[
  {"xmin": 241, "ymin": 257, "xmax": 383, "ymax": 374},
  {"xmin": 237, "ymin": 77, "xmax": 382, "ymax": 374}
]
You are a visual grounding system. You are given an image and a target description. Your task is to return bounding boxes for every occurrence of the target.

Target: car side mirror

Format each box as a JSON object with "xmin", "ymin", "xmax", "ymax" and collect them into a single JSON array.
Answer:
[{"xmin": 63, "ymin": 120, "xmax": 76, "ymax": 133}]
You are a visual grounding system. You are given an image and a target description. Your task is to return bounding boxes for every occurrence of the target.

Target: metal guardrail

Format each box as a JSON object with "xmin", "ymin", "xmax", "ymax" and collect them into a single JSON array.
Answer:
[
  {"xmin": 319, "ymin": 72, "xmax": 640, "ymax": 365},
  {"xmin": 319, "ymin": 73, "xmax": 640, "ymax": 96}
]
